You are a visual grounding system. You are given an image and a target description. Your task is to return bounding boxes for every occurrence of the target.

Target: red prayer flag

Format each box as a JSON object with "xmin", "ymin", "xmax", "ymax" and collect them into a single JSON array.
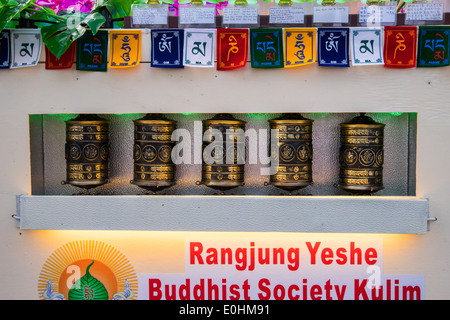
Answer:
[
  {"xmin": 45, "ymin": 42, "xmax": 76, "ymax": 70},
  {"xmin": 384, "ymin": 26, "xmax": 417, "ymax": 68},
  {"xmin": 216, "ymin": 28, "xmax": 248, "ymax": 71}
]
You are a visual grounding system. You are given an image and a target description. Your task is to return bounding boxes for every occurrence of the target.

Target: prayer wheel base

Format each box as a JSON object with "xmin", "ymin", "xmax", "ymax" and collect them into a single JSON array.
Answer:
[
  {"xmin": 130, "ymin": 180, "xmax": 175, "ymax": 192},
  {"xmin": 200, "ymin": 180, "xmax": 244, "ymax": 190},
  {"xmin": 270, "ymin": 182, "xmax": 311, "ymax": 191},
  {"xmin": 62, "ymin": 180, "xmax": 109, "ymax": 190},
  {"xmin": 339, "ymin": 185, "xmax": 384, "ymax": 195}
]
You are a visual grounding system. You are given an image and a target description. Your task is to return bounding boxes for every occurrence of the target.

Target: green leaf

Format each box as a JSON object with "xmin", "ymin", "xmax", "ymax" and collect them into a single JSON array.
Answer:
[
  {"xmin": 41, "ymin": 11, "xmax": 105, "ymax": 59},
  {"xmin": 84, "ymin": 12, "xmax": 106, "ymax": 34},
  {"xmin": 0, "ymin": 3, "xmax": 23, "ymax": 30},
  {"xmin": 68, "ymin": 261, "xmax": 109, "ymax": 301},
  {"xmin": 41, "ymin": 21, "xmax": 77, "ymax": 59}
]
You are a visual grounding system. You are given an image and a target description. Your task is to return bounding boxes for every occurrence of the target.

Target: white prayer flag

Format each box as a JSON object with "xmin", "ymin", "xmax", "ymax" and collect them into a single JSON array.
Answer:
[
  {"xmin": 183, "ymin": 28, "xmax": 216, "ymax": 68},
  {"xmin": 10, "ymin": 29, "xmax": 42, "ymax": 68},
  {"xmin": 350, "ymin": 27, "xmax": 384, "ymax": 66}
]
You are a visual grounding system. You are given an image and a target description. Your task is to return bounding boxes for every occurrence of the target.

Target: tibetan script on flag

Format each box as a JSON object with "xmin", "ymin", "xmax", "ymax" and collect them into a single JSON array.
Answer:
[
  {"xmin": 183, "ymin": 29, "xmax": 216, "ymax": 68},
  {"xmin": 10, "ymin": 29, "xmax": 42, "ymax": 69},
  {"xmin": 76, "ymin": 30, "xmax": 108, "ymax": 72},
  {"xmin": 318, "ymin": 27, "xmax": 349, "ymax": 67},
  {"xmin": 250, "ymin": 28, "xmax": 284, "ymax": 68},
  {"xmin": 151, "ymin": 29, "xmax": 184, "ymax": 68},
  {"xmin": 417, "ymin": 26, "xmax": 450, "ymax": 67},
  {"xmin": 216, "ymin": 28, "xmax": 248, "ymax": 71},
  {"xmin": 109, "ymin": 30, "xmax": 141, "ymax": 68},
  {"xmin": 284, "ymin": 28, "xmax": 316, "ymax": 68},
  {"xmin": 350, "ymin": 27, "xmax": 384, "ymax": 66},
  {"xmin": 384, "ymin": 26, "xmax": 417, "ymax": 68}
]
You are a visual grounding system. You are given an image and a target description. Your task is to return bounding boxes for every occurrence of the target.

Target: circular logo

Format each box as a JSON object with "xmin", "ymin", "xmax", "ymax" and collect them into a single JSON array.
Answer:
[
  {"xmin": 38, "ymin": 241, "xmax": 137, "ymax": 300},
  {"xmin": 158, "ymin": 145, "xmax": 172, "ymax": 163},
  {"xmin": 100, "ymin": 144, "xmax": 109, "ymax": 161},
  {"xmin": 226, "ymin": 145, "xmax": 243, "ymax": 164},
  {"xmin": 360, "ymin": 149, "xmax": 376, "ymax": 166},
  {"xmin": 343, "ymin": 149, "xmax": 358, "ymax": 165},
  {"xmin": 376, "ymin": 149, "xmax": 384, "ymax": 166},
  {"xmin": 68, "ymin": 144, "xmax": 81, "ymax": 160},
  {"xmin": 297, "ymin": 144, "xmax": 311, "ymax": 162},
  {"xmin": 203, "ymin": 145, "xmax": 225, "ymax": 163},
  {"xmin": 142, "ymin": 145, "xmax": 157, "ymax": 162},
  {"xmin": 134, "ymin": 144, "xmax": 142, "ymax": 161},
  {"xmin": 83, "ymin": 144, "xmax": 99, "ymax": 161},
  {"xmin": 279, "ymin": 144, "xmax": 295, "ymax": 162}
]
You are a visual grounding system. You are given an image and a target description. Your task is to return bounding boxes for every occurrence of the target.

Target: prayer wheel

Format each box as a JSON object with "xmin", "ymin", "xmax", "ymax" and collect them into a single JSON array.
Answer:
[
  {"xmin": 201, "ymin": 113, "xmax": 246, "ymax": 190},
  {"xmin": 269, "ymin": 113, "xmax": 313, "ymax": 191},
  {"xmin": 63, "ymin": 114, "xmax": 110, "ymax": 189},
  {"xmin": 131, "ymin": 113, "xmax": 177, "ymax": 191},
  {"xmin": 339, "ymin": 113, "xmax": 385, "ymax": 194}
]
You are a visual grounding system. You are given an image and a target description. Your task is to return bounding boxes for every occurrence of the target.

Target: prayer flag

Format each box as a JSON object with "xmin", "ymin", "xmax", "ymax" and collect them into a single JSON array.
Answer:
[
  {"xmin": 250, "ymin": 28, "xmax": 284, "ymax": 68},
  {"xmin": 284, "ymin": 28, "xmax": 316, "ymax": 68},
  {"xmin": 10, "ymin": 29, "xmax": 42, "ymax": 69},
  {"xmin": 350, "ymin": 27, "xmax": 384, "ymax": 66},
  {"xmin": 151, "ymin": 29, "xmax": 184, "ymax": 68},
  {"xmin": 183, "ymin": 28, "xmax": 216, "ymax": 68},
  {"xmin": 108, "ymin": 29, "xmax": 141, "ymax": 68},
  {"xmin": 45, "ymin": 42, "xmax": 76, "ymax": 69},
  {"xmin": 216, "ymin": 28, "xmax": 248, "ymax": 71},
  {"xmin": 76, "ymin": 30, "xmax": 108, "ymax": 72},
  {"xmin": 417, "ymin": 26, "xmax": 450, "ymax": 67},
  {"xmin": 0, "ymin": 30, "xmax": 10, "ymax": 69},
  {"xmin": 384, "ymin": 26, "xmax": 417, "ymax": 68},
  {"xmin": 318, "ymin": 28, "xmax": 349, "ymax": 67}
]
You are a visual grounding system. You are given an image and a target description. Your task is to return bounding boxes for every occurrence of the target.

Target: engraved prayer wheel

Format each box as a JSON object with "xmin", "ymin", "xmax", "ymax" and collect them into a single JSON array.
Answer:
[
  {"xmin": 339, "ymin": 113, "xmax": 385, "ymax": 194},
  {"xmin": 131, "ymin": 113, "xmax": 177, "ymax": 191},
  {"xmin": 269, "ymin": 113, "xmax": 313, "ymax": 191},
  {"xmin": 201, "ymin": 113, "xmax": 246, "ymax": 190},
  {"xmin": 63, "ymin": 114, "xmax": 110, "ymax": 189}
]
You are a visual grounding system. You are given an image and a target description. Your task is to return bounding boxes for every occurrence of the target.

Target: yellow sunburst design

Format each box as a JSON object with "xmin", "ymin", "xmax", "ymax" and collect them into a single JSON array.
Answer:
[{"xmin": 38, "ymin": 240, "xmax": 138, "ymax": 300}]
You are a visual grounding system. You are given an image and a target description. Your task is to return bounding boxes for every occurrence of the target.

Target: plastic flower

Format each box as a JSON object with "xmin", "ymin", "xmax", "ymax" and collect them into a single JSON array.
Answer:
[{"xmin": 35, "ymin": 0, "xmax": 95, "ymax": 14}]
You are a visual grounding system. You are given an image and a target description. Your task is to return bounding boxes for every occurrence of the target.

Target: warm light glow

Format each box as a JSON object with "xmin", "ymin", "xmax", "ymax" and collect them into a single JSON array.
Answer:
[{"xmin": 37, "ymin": 239, "xmax": 138, "ymax": 300}]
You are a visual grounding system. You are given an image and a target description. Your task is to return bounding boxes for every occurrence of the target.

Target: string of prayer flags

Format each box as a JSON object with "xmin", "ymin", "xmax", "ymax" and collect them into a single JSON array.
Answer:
[
  {"xmin": 0, "ymin": 30, "xmax": 10, "ymax": 69},
  {"xmin": 76, "ymin": 30, "xmax": 108, "ymax": 72},
  {"xmin": 384, "ymin": 26, "xmax": 417, "ymax": 68},
  {"xmin": 318, "ymin": 28, "xmax": 349, "ymax": 67},
  {"xmin": 108, "ymin": 30, "xmax": 141, "ymax": 68},
  {"xmin": 250, "ymin": 28, "xmax": 284, "ymax": 69},
  {"xmin": 10, "ymin": 29, "xmax": 42, "ymax": 69},
  {"xmin": 183, "ymin": 29, "xmax": 216, "ymax": 68},
  {"xmin": 216, "ymin": 28, "xmax": 248, "ymax": 71},
  {"xmin": 350, "ymin": 27, "xmax": 384, "ymax": 66},
  {"xmin": 45, "ymin": 42, "xmax": 76, "ymax": 70},
  {"xmin": 151, "ymin": 29, "xmax": 184, "ymax": 69},
  {"xmin": 417, "ymin": 26, "xmax": 450, "ymax": 67},
  {"xmin": 283, "ymin": 28, "xmax": 316, "ymax": 68}
]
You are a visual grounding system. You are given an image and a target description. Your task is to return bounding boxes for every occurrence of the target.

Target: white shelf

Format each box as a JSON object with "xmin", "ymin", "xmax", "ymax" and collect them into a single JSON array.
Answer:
[{"xmin": 15, "ymin": 194, "xmax": 430, "ymax": 234}]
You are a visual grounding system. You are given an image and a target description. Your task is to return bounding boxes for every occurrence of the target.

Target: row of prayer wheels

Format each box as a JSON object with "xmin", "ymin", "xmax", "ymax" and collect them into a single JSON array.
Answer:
[{"xmin": 63, "ymin": 113, "xmax": 385, "ymax": 194}]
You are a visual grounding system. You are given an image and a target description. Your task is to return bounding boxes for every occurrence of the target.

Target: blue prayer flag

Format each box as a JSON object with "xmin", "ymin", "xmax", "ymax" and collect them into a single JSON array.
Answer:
[
  {"xmin": 0, "ymin": 30, "xmax": 10, "ymax": 69},
  {"xmin": 151, "ymin": 29, "xmax": 184, "ymax": 68},
  {"xmin": 318, "ymin": 28, "xmax": 349, "ymax": 67}
]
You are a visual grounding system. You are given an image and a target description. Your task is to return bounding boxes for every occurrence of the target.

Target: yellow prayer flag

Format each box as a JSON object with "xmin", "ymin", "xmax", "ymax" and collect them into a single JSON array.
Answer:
[
  {"xmin": 283, "ymin": 28, "xmax": 317, "ymax": 68},
  {"xmin": 108, "ymin": 30, "xmax": 142, "ymax": 68}
]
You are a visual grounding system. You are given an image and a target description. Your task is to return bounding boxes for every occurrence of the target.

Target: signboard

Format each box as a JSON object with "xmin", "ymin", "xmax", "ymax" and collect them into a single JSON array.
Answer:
[{"xmin": 138, "ymin": 236, "xmax": 425, "ymax": 301}]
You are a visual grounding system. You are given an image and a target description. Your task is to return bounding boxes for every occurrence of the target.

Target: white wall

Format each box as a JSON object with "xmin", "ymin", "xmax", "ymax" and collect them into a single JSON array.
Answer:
[{"xmin": 1, "ymin": 30, "xmax": 450, "ymax": 299}]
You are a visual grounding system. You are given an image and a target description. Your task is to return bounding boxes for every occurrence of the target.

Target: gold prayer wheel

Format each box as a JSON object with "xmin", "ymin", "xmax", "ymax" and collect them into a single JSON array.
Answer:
[
  {"xmin": 269, "ymin": 113, "xmax": 313, "ymax": 191},
  {"xmin": 339, "ymin": 113, "xmax": 385, "ymax": 194},
  {"xmin": 201, "ymin": 113, "xmax": 246, "ymax": 190},
  {"xmin": 63, "ymin": 114, "xmax": 110, "ymax": 189},
  {"xmin": 131, "ymin": 113, "xmax": 177, "ymax": 191}
]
